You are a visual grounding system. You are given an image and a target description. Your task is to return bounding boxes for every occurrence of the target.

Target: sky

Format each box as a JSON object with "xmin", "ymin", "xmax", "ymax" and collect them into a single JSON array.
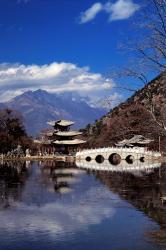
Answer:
[{"xmin": 0, "ymin": 0, "xmax": 145, "ymax": 103}]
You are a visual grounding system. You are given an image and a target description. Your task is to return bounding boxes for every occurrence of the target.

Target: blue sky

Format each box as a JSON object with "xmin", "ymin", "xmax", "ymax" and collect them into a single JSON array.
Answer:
[{"xmin": 0, "ymin": 0, "xmax": 145, "ymax": 103}]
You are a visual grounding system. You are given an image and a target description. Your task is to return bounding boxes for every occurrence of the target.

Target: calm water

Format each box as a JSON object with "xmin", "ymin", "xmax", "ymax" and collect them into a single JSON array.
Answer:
[{"xmin": 0, "ymin": 160, "xmax": 165, "ymax": 250}]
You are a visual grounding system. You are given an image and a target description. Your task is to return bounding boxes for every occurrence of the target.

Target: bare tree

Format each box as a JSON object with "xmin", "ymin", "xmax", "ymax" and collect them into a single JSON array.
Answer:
[
  {"xmin": 135, "ymin": 0, "xmax": 166, "ymax": 72},
  {"xmin": 111, "ymin": 0, "xmax": 166, "ymax": 79},
  {"xmin": 109, "ymin": 0, "xmax": 166, "ymax": 133}
]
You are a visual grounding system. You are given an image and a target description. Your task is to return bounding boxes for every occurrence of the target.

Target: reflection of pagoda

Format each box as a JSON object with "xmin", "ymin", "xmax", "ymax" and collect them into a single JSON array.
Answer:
[
  {"xmin": 41, "ymin": 161, "xmax": 84, "ymax": 194},
  {"xmin": 39, "ymin": 119, "xmax": 86, "ymax": 155}
]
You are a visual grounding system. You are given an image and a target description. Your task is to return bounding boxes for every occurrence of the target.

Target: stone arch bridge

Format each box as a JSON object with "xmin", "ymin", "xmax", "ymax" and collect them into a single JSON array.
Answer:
[{"xmin": 76, "ymin": 147, "xmax": 161, "ymax": 165}]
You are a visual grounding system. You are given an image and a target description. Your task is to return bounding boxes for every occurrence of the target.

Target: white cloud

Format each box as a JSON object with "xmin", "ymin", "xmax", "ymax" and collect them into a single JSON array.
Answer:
[
  {"xmin": 0, "ymin": 180, "xmax": 117, "ymax": 237},
  {"xmin": 0, "ymin": 62, "xmax": 115, "ymax": 102},
  {"xmin": 80, "ymin": 2, "xmax": 103, "ymax": 24},
  {"xmin": 79, "ymin": 0, "xmax": 140, "ymax": 24},
  {"xmin": 105, "ymin": 0, "xmax": 140, "ymax": 21}
]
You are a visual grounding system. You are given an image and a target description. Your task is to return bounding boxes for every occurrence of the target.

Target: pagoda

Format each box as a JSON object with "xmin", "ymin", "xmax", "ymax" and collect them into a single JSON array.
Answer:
[
  {"xmin": 115, "ymin": 135, "xmax": 153, "ymax": 148},
  {"xmin": 38, "ymin": 119, "xmax": 86, "ymax": 155}
]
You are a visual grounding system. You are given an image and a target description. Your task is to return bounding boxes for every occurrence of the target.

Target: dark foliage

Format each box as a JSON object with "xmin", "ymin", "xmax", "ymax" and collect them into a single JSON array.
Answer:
[
  {"xmin": 0, "ymin": 109, "xmax": 33, "ymax": 153},
  {"xmin": 84, "ymin": 72, "xmax": 166, "ymax": 152}
]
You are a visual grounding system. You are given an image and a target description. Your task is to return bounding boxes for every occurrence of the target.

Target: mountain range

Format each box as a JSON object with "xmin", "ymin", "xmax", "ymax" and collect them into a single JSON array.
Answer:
[
  {"xmin": 0, "ymin": 90, "xmax": 106, "ymax": 136},
  {"xmin": 83, "ymin": 72, "xmax": 166, "ymax": 152}
]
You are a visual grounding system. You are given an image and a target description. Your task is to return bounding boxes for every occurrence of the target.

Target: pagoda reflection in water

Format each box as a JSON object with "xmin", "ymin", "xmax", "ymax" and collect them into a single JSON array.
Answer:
[
  {"xmin": 0, "ymin": 159, "xmax": 166, "ymax": 245},
  {"xmin": 40, "ymin": 161, "xmax": 85, "ymax": 194}
]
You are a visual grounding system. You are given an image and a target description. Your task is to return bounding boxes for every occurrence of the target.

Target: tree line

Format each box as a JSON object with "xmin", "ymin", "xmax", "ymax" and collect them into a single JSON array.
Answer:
[{"xmin": 0, "ymin": 108, "xmax": 33, "ymax": 154}]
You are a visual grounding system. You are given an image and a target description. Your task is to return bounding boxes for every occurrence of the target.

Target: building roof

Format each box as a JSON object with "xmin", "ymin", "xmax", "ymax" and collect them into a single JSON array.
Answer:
[
  {"xmin": 53, "ymin": 139, "xmax": 86, "ymax": 145},
  {"xmin": 33, "ymin": 139, "xmax": 52, "ymax": 145},
  {"xmin": 55, "ymin": 131, "xmax": 82, "ymax": 137},
  {"xmin": 115, "ymin": 135, "xmax": 153, "ymax": 147},
  {"xmin": 40, "ymin": 131, "xmax": 54, "ymax": 137},
  {"xmin": 47, "ymin": 119, "xmax": 75, "ymax": 127},
  {"xmin": 34, "ymin": 139, "xmax": 41, "ymax": 144},
  {"xmin": 47, "ymin": 121, "xmax": 56, "ymax": 126}
]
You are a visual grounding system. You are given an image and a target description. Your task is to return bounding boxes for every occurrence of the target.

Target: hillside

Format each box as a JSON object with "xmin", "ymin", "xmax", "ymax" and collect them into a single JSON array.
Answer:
[
  {"xmin": 83, "ymin": 72, "xmax": 166, "ymax": 152},
  {"xmin": 1, "ymin": 90, "xmax": 106, "ymax": 136}
]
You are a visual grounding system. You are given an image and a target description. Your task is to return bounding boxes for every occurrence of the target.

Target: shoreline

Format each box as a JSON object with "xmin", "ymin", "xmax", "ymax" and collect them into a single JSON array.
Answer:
[
  {"xmin": 0, "ymin": 155, "xmax": 76, "ymax": 162},
  {"xmin": 0, "ymin": 155, "xmax": 165, "ymax": 163}
]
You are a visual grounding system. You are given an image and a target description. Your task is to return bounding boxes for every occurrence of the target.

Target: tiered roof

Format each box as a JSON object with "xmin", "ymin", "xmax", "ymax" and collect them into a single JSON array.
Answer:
[
  {"xmin": 43, "ymin": 119, "xmax": 86, "ymax": 146},
  {"xmin": 40, "ymin": 131, "xmax": 54, "ymax": 137},
  {"xmin": 55, "ymin": 131, "xmax": 82, "ymax": 137},
  {"xmin": 53, "ymin": 139, "xmax": 86, "ymax": 145},
  {"xmin": 34, "ymin": 139, "xmax": 52, "ymax": 145},
  {"xmin": 47, "ymin": 119, "xmax": 75, "ymax": 127},
  {"xmin": 115, "ymin": 135, "xmax": 153, "ymax": 147}
]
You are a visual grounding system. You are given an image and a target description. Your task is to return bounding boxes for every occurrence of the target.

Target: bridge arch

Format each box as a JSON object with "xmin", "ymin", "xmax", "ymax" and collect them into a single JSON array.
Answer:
[
  {"xmin": 85, "ymin": 156, "xmax": 92, "ymax": 162},
  {"xmin": 126, "ymin": 155, "xmax": 134, "ymax": 164},
  {"xmin": 95, "ymin": 155, "xmax": 105, "ymax": 164},
  {"xmin": 108, "ymin": 153, "xmax": 121, "ymax": 165},
  {"xmin": 140, "ymin": 156, "xmax": 145, "ymax": 162}
]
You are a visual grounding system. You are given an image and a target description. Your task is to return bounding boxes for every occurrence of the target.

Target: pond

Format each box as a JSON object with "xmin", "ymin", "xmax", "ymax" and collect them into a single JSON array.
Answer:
[{"xmin": 0, "ymin": 160, "xmax": 165, "ymax": 250}]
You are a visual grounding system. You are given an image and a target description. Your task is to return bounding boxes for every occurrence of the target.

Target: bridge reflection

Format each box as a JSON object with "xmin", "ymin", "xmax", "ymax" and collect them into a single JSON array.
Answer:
[
  {"xmin": 0, "ymin": 160, "xmax": 166, "ymax": 233},
  {"xmin": 76, "ymin": 159, "xmax": 161, "ymax": 175},
  {"xmin": 76, "ymin": 159, "xmax": 166, "ymax": 232},
  {"xmin": 92, "ymin": 163, "xmax": 166, "ymax": 246}
]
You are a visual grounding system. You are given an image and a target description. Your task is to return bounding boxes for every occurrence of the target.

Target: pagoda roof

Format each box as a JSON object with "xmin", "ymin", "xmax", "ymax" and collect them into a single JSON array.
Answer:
[
  {"xmin": 55, "ymin": 131, "xmax": 82, "ymax": 137},
  {"xmin": 47, "ymin": 119, "xmax": 75, "ymax": 127},
  {"xmin": 33, "ymin": 139, "xmax": 52, "ymax": 145},
  {"xmin": 115, "ymin": 135, "xmax": 153, "ymax": 147},
  {"xmin": 34, "ymin": 139, "xmax": 42, "ymax": 144},
  {"xmin": 40, "ymin": 131, "xmax": 54, "ymax": 137},
  {"xmin": 53, "ymin": 139, "xmax": 86, "ymax": 145}
]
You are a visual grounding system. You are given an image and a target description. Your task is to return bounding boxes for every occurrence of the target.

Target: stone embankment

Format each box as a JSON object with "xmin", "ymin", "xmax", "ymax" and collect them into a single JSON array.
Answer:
[{"xmin": 0, "ymin": 155, "xmax": 75, "ymax": 162}]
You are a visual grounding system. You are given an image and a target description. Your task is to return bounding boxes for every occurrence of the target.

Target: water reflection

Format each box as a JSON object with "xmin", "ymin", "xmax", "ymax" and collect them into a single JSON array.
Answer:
[
  {"xmin": 76, "ymin": 160, "xmax": 165, "ymax": 224},
  {"xmin": 0, "ymin": 161, "xmax": 118, "ymax": 248},
  {"xmin": 0, "ymin": 160, "xmax": 165, "ymax": 249},
  {"xmin": 76, "ymin": 159, "xmax": 161, "ymax": 174},
  {"xmin": 97, "ymin": 165, "xmax": 166, "ymax": 247},
  {"xmin": 76, "ymin": 159, "xmax": 166, "ymax": 246},
  {"xmin": 41, "ymin": 161, "xmax": 85, "ymax": 193},
  {"xmin": 0, "ymin": 161, "xmax": 28, "ymax": 209}
]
